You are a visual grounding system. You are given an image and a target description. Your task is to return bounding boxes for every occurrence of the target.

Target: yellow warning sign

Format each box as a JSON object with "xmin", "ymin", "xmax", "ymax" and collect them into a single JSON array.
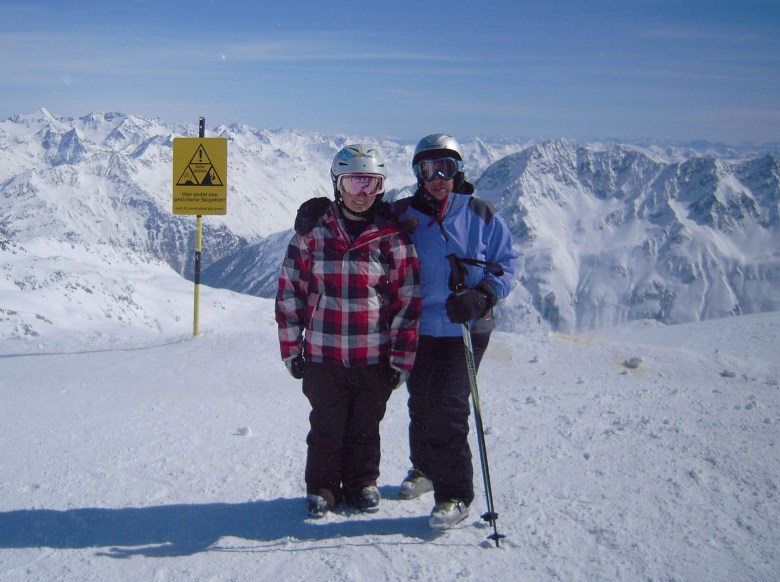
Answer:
[{"xmin": 172, "ymin": 137, "xmax": 228, "ymax": 215}]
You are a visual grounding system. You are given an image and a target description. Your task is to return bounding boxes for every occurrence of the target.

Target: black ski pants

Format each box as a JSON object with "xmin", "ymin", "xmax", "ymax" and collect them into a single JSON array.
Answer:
[
  {"xmin": 406, "ymin": 332, "xmax": 490, "ymax": 507},
  {"xmin": 302, "ymin": 361, "xmax": 395, "ymax": 506}
]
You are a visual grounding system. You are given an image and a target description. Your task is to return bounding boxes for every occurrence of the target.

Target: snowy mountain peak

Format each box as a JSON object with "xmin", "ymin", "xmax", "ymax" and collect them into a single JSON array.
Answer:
[
  {"xmin": 476, "ymin": 142, "xmax": 780, "ymax": 330},
  {"xmin": 1, "ymin": 110, "xmax": 779, "ymax": 337}
]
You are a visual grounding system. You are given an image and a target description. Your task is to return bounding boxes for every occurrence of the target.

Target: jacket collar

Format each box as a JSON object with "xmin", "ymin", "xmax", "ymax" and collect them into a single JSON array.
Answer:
[{"xmin": 321, "ymin": 202, "xmax": 398, "ymax": 248}]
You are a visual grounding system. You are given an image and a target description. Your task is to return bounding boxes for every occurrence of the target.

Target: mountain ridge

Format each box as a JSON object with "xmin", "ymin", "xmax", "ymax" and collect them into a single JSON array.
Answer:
[{"xmin": 1, "ymin": 109, "xmax": 778, "ymax": 336}]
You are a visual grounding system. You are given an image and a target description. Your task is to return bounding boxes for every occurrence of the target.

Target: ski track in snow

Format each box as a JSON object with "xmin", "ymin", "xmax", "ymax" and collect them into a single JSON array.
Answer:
[{"xmin": 0, "ymin": 302, "xmax": 778, "ymax": 581}]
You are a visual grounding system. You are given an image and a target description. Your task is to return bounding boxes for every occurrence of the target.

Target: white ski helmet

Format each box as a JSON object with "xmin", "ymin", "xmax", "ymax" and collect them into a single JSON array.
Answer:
[{"xmin": 330, "ymin": 144, "xmax": 387, "ymax": 195}]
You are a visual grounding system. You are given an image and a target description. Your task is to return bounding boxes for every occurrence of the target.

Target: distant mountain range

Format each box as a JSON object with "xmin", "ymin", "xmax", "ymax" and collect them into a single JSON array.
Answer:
[{"xmin": 1, "ymin": 109, "xmax": 778, "ymax": 336}]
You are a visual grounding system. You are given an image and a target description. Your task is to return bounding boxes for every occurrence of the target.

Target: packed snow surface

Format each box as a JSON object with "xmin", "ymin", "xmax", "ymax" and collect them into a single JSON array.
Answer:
[{"xmin": 0, "ymin": 282, "xmax": 778, "ymax": 581}]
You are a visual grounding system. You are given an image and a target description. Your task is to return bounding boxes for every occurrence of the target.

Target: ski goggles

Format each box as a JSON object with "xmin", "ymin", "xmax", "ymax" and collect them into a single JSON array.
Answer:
[
  {"xmin": 413, "ymin": 157, "xmax": 464, "ymax": 182},
  {"xmin": 337, "ymin": 173, "xmax": 384, "ymax": 196}
]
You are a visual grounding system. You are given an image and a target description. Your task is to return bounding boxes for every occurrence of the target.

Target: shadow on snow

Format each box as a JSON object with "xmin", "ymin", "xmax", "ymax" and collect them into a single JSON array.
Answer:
[{"xmin": 0, "ymin": 492, "xmax": 438, "ymax": 558}]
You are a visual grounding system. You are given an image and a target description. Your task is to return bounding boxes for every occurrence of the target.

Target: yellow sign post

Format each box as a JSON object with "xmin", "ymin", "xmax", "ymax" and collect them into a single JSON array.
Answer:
[{"xmin": 172, "ymin": 118, "xmax": 228, "ymax": 336}]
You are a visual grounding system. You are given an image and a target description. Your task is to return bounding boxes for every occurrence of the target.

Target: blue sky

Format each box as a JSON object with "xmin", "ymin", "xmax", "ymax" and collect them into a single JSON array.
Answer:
[{"xmin": 1, "ymin": 0, "xmax": 779, "ymax": 144}]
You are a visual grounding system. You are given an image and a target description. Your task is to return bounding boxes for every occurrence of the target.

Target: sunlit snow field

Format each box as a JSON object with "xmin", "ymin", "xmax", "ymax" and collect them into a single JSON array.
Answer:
[{"xmin": 1, "ymin": 274, "xmax": 778, "ymax": 581}]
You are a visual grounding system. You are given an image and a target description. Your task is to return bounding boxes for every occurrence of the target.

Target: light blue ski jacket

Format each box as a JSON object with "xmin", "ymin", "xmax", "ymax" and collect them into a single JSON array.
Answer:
[{"xmin": 393, "ymin": 192, "xmax": 518, "ymax": 337}]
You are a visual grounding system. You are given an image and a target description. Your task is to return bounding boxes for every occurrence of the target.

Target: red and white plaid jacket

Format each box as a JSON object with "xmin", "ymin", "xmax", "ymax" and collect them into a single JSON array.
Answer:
[{"xmin": 276, "ymin": 203, "xmax": 421, "ymax": 372}]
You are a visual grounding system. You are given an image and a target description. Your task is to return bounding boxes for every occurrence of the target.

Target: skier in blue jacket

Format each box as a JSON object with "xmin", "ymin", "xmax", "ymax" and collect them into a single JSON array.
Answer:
[
  {"xmin": 293, "ymin": 133, "xmax": 517, "ymax": 529},
  {"xmin": 391, "ymin": 134, "xmax": 517, "ymax": 529}
]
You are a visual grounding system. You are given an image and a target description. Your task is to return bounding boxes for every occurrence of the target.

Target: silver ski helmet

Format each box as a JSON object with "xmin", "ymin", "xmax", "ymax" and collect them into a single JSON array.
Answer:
[
  {"xmin": 412, "ymin": 133, "xmax": 473, "ymax": 194},
  {"xmin": 412, "ymin": 133, "xmax": 463, "ymax": 166},
  {"xmin": 330, "ymin": 144, "xmax": 387, "ymax": 198}
]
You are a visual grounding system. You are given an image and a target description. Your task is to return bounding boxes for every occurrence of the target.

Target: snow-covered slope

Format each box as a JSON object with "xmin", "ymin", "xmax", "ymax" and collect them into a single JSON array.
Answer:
[
  {"xmin": 1, "ymin": 109, "xmax": 778, "ymax": 581},
  {"xmin": 1, "ymin": 285, "xmax": 778, "ymax": 581}
]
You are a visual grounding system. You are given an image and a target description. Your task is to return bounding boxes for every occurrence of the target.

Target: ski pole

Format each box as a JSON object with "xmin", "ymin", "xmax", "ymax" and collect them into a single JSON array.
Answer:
[{"xmin": 462, "ymin": 323, "xmax": 505, "ymax": 547}]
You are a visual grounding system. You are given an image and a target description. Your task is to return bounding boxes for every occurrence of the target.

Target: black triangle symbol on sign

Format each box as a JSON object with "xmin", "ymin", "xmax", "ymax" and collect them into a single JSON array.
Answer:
[{"xmin": 176, "ymin": 144, "xmax": 224, "ymax": 186}]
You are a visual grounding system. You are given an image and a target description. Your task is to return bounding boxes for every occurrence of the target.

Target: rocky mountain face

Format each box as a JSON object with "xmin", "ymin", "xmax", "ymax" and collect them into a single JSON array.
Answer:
[
  {"xmin": 475, "ymin": 141, "xmax": 780, "ymax": 330},
  {"xmin": 1, "ymin": 109, "xmax": 778, "ymax": 334}
]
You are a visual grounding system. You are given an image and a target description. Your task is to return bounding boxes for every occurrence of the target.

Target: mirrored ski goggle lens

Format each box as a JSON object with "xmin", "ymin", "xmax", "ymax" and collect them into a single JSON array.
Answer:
[
  {"xmin": 338, "ymin": 174, "xmax": 384, "ymax": 196},
  {"xmin": 415, "ymin": 158, "xmax": 462, "ymax": 181}
]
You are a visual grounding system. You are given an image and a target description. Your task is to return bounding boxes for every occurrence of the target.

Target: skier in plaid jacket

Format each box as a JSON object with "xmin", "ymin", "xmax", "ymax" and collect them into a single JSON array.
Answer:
[
  {"xmin": 275, "ymin": 144, "xmax": 421, "ymax": 517},
  {"xmin": 276, "ymin": 206, "xmax": 420, "ymax": 372}
]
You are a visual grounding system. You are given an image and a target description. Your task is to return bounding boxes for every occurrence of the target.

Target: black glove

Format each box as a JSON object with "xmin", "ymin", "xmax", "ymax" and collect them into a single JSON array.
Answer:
[
  {"xmin": 294, "ymin": 197, "xmax": 331, "ymax": 235},
  {"xmin": 285, "ymin": 355, "xmax": 305, "ymax": 379},
  {"xmin": 445, "ymin": 280, "xmax": 498, "ymax": 324}
]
